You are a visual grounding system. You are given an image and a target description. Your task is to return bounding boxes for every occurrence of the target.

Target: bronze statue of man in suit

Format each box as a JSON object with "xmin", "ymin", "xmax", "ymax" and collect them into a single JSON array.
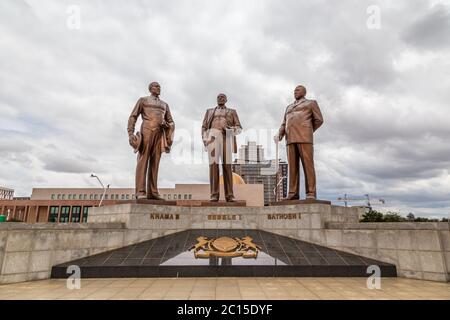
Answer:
[
  {"xmin": 127, "ymin": 82, "xmax": 175, "ymax": 200},
  {"xmin": 202, "ymin": 93, "xmax": 242, "ymax": 202},
  {"xmin": 275, "ymin": 85, "xmax": 323, "ymax": 200}
]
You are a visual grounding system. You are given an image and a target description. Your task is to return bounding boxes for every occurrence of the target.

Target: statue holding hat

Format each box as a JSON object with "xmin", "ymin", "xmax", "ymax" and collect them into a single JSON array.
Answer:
[{"xmin": 127, "ymin": 82, "xmax": 175, "ymax": 200}]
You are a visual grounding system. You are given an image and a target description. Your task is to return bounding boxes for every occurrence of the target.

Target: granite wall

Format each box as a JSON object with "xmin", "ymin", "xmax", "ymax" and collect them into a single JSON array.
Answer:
[
  {"xmin": 88, "ymin": 203, "xmax": 450, "ymax": 282},
  {"xmin": 0, "ymin": 219, "xmax": 178, "ymax": 284},
  {"xmin": 1, "ymin": 203, "xmax": 449, "ymax": 284}
]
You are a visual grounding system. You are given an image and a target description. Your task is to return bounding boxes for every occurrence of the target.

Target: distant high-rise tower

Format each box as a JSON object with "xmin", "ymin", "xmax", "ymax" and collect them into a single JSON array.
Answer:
[
  {"xmin": 233, "ymin": 141, "xmax": 287, "ymax": 205},
  {"xmin": 237, "ymin": 141, "xmax": 264, "ymax": 164}
]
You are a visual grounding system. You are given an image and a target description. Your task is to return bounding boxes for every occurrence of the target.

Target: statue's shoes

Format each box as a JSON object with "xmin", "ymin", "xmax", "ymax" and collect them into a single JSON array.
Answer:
[
  {"xmin": 147, "ymin": 195, "xmax": 164, "ymax": 201},
  {"xmin": 210, "ymin": 197, "xmax": 219, "ymax": 202},
  {"xmin": 283, "ymin": 195, "xmax": 299, "ymax": 201},
  {"xmin": 226, "ymin": 197, "xmax": 236, "ymax": 202}
]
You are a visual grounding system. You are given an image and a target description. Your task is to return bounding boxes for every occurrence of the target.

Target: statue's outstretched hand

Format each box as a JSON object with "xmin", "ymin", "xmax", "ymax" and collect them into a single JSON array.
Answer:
[{"xmin": 226, "ymin": 126, "xmax": 242, "ymax": 135}]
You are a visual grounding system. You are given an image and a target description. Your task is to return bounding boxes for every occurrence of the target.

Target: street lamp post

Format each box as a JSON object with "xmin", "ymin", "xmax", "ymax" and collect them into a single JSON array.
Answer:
[
  {"xmin": 273, "ymin": 135, "xmax": 287, "ymax": 202},
  {"xmin": 273, "ymin": 176, "xmax": 287, "ymax": 202},
  {"xmin": 90, "ymin": 174, "xmax": 109, "ymax": 207}
]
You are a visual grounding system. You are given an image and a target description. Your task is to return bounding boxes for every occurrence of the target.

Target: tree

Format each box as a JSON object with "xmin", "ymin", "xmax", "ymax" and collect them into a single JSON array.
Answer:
[
  {"xmin": 360, "ymin": 210, "xmax": 447, "ymax": 223},
  {"xmin": 383, "ymin": 212, "xmax": 405, "ymax": 222},
  {"xmin": 360, "ymin": 210, "xmax": 384, "ymax": 222}
]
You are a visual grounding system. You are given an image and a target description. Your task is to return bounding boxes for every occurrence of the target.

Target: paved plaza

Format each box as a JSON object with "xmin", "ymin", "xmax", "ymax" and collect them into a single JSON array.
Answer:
[{"xmin": 0, "ymin": 277, "xmax": 449, "ymax": 300}]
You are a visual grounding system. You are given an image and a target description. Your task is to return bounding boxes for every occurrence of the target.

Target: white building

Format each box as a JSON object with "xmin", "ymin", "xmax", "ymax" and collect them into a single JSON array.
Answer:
[
  {"xmin": 237, "ymin": 141, "xmax": 265, "ymax": 164},
  {"xmin": 0, "ymin": 187, "xmax": 14, "ymax": 200}
]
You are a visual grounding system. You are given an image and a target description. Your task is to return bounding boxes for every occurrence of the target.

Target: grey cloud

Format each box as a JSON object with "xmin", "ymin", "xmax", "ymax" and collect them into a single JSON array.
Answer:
[
  {"xmin": 402, "ymin": 4, "xmax": 450, "ymax": 50},
  {"xmin": 41, "ymin": 155, "xmax": 95, "ymax": 174},
  {"xmin": 0, "ymin": 0, "xmax": 449, "ymax": 217},
  {"xmin": 0, "ymin": 130, "xmax": 34, "ymax": 165}
]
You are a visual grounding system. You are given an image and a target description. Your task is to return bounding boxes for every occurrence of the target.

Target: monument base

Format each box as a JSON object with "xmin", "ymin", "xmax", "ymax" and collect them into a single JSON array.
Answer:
[
  {"xmin": 128, "ymin": 199, "xmax": 178, "ymax": 206},
  {"xmin": 119, "ymin": 199, "xmax": 247, "ymax": 207},
  {"xmin": 199, "ymin": 200, "xmax": 246, "ymax": 207},
  {"xmin": 270, "ymin": 199, "xmax": 331, "ymax": 206}
]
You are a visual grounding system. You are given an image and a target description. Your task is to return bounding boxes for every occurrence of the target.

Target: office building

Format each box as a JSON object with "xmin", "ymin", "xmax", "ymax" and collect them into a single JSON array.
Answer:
[{"xmin": 232, "ymin": 142, "xmax": 288, "ymax": 205}]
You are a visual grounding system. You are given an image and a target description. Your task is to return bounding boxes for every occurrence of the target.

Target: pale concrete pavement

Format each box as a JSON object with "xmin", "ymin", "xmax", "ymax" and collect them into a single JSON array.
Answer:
[{"xmin": 1, "ymin": 277, "xmax": 449, "ymax": 300}]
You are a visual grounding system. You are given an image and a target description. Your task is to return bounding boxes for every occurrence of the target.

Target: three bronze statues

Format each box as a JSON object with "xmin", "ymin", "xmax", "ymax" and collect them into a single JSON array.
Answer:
[{"xmin": 128, "ymin": 83, "xmax": 323, "ymax": 202}]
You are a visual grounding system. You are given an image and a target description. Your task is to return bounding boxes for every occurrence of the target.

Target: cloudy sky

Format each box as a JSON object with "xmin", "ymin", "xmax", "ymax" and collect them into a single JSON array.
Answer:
[{"xmin": 1, "ymin": 0, "xmax": 449, "ymax": 218}]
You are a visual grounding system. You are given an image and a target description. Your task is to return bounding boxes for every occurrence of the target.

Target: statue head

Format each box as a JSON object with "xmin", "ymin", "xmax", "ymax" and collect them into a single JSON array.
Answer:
[
  {"xmin": 149, "ymin": 82, "xmax": 161, "ymax": 97},
  {"xmin": 294, "ymin": 85, "xmax": 307, "ymax": 100},
  {"xmin": 217, "ymin": 93, "xmax": 227, "ymax": 106}
]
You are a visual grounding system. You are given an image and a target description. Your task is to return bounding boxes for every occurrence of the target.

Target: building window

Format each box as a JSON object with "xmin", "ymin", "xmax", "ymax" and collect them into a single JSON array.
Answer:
[
  {"xmin": 51, "ymin": 194, "xmax": 55, "ymax": 200},
  {"xmin": 71, "ymin": 206, "xmax": 81, "ymax": 223},
  {"xmin": 94, "ymin": 194, "xmax": 98, "ymax": 200},
  {"xmin": 68, "ymin": 194, "xmax": 72, "ymax": 200},
  {"xmin": 49, "ymin": 206, "xmax": 59, "ymax": 222},
  {"xmin": 84, "ymin": 194, "xmax": 87, "ymax": 200},
  {"xmin": 121, "ymin": 194, "xmax": 125, "ymax": 200},
  {"xmin": 184, "ymin": 194, "xmax": 187, "ymax": 199},
  {"xmin": 82, "ymin": 206, "xmax": 91, "ymax": 223},
  {"xmin": 57, "ymin": 194, "xmax": 61, "ymax": 200},
  {"xmin": 62, "ymin": 194, "xmax": 65, "ymax": 200},
  {"xmin": 59, "ymin": 206, "xmax": 70, "ymax": 223},
  {"xmin": 189, "ymin": 194, "xmax": 192, "ymax": 199},
  {"xmin": 168, "ymin": 194, "xmax": 171, "ymax": 199},
  {"xmin": 115, "ymin": 194, "xmax": 119, "ymax": 200},
  {"xmin": 126, "ymin": 194, "xmax": 129, "ymax": 200},
  {"xmin": 89, "ymin": 194, "xmax": 93, "ymax": 200},
  {"xmin": 104, "ymin": 194, "xmax": 108, "ymax": 200},
  {"xmin": 79, "ymin": 194, "xmax": 82, "ymax": 200},
  {"xmin": 178, "ymin": 194, "xmax": 182, "ymax": 199}
]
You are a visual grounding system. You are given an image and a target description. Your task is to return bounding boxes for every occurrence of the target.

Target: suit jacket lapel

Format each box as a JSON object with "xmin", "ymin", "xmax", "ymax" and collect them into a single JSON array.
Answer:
[
  {"xmin": 207, "ymin": 107, "xmax": 218, "ymax": 129},
  {"xmin": 225, "ymin": 108, "xmax": 232, "ymax": 125},
  {"xmin": 290, "ymin": 99, "xmax": 307, "ymax": 112}
]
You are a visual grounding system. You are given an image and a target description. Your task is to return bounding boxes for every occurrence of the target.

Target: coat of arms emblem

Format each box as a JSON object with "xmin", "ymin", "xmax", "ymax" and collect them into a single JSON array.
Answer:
[{"xmin": 189, "ymin": 236, "xmax": 261, "ymax": 258}]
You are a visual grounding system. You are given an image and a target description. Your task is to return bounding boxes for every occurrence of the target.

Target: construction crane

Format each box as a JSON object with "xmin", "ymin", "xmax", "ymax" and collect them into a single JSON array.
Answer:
[{"xmin": 337, "ymin": 194, "xmax": 385, "ymax": 210}]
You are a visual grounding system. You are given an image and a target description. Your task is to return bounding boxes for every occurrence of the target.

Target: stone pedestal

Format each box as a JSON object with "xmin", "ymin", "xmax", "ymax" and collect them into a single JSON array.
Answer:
[
  {"xmin": 122, "ymin": 199, "xmax": 247, "ymax": 207},
  {"xmin": 88, "ymin": 202, "xmax": 361, "ymax": 231},
  {"xmin": 126, "ymin": 199, "xmax": 177, "ymax": 206},
  {"xmin": 199, "ymin": 201, "xmax": 246, "ymax": 207},
  {"xmin": 270, "ymin": 199, "xmax": 332, "ymax": 206}
]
